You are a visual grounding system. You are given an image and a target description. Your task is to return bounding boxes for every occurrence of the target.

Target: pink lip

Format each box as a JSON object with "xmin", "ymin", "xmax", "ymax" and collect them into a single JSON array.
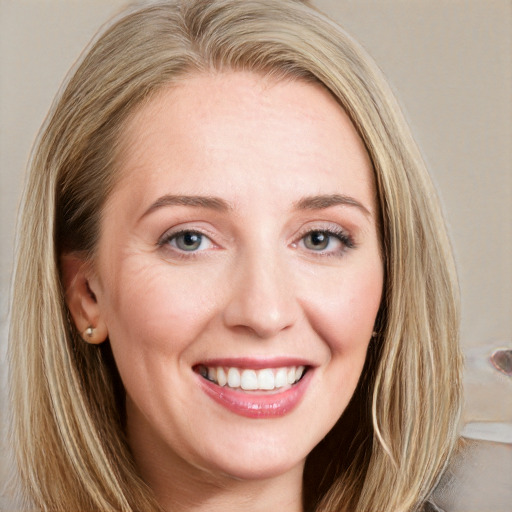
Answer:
[
  {"xmin": 197, "ymin": 367, "xmax": 313, "ymax": 419},
  {"xmin": 196, "ymin": 356, "xmax": 312, "ymax": 370}
]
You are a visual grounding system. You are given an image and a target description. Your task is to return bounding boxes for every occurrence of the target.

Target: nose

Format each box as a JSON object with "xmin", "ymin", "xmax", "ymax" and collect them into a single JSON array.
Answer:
[{"xmin": 222, "ymin": 250, "xmax": 299, "ymax": 339}]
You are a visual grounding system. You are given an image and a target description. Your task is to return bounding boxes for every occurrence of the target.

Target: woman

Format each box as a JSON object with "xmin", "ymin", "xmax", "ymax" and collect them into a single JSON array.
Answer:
[{"xmin": 8, "ymin": 0, "xmax": 462, "ymax": 510}]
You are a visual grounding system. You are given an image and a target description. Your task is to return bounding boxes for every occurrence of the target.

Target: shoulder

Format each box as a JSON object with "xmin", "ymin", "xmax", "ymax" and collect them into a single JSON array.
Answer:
[
  {"xmin": 423, "ymin": 501, "xmax": 445, "ymax": 512},
  {"xmin": 427, "ymin": 438, "xmax": 512, "ymax": 512}
]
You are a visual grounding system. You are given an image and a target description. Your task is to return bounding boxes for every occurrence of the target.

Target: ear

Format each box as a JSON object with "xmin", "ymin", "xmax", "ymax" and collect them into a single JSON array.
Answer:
[{"xmin": 60, "ymin": 253, "xmax": 108, "ymax": 344}]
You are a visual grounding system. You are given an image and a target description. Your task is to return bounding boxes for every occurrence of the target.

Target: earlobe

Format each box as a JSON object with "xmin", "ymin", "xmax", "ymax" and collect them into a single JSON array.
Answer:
[
  {"xmin": 81, "ymin": 324, "xmax": 108, "ymax": 345},
  {"xmin": 60, "ymin": 253, "xmax": 108, "ymax": 344}
]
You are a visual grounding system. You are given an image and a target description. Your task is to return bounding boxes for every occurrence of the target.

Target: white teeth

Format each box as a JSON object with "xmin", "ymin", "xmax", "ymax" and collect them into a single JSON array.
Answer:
[
  {"xmin": 240, "ymin": 369, "xmax": 258, "ymax": 390},
  {"xmin": 227, "ymin": 367, "xmax": 240, "ymax": 388},
  {"xmin": 275, "ymin": 368, "xmax": 288, "ymax": 388},
  {"xmin": 201, "ymin": 365, "xmax": 306, "ymax": 391},
  {"xmin": 258, "ymin": 369, "xmax": 275, "ymax": 390},
  {"xmin": 217, "ymin": 367, "xmax": 227, "ymax": 386}
]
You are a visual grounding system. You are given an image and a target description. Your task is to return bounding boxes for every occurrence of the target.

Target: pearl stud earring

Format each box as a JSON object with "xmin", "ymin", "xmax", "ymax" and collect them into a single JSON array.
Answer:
[{"xmin": 84, "ymin": 326, "xmax": 94, "ymax": 338}]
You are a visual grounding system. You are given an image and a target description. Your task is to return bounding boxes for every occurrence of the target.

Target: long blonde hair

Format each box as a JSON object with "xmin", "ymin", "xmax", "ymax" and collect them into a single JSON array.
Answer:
[{"xmin": 9, "ymin": 1, "xmax": 462, "ymax": 510}]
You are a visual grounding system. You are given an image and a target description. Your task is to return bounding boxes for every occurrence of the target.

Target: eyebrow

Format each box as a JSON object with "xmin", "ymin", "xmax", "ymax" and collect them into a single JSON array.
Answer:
[
  {"xmin": 141, "ymin": 194, "xmax": 231, "ymax": 219},
  {"xmin": 294, "ymin": 194, "xmax": 371, "ymax": 216},
  {"xmin": 140, "ymin": 193, "xmax": 370, "ymax": 219}
]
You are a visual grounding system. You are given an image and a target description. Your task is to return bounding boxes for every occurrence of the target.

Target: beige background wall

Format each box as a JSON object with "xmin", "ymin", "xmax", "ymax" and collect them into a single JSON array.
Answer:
[{"xmin": 1, "ymin": 0, "xmax": 511, "ymax": 506}]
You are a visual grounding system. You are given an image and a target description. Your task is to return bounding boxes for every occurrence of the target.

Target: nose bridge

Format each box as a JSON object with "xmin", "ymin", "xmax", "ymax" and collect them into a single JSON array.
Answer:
[{"xmin": 223, "ymin": 244, "xmax": 297, "ymax": 338}]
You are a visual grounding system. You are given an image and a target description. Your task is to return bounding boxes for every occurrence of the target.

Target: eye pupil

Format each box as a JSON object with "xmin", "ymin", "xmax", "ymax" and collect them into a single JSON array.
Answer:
[
  {"xmin": 305, "ymin": 231, "xmax": 329, "ymax": 250},
  {"xmin": 177, "ymin": 232, "xmax": 202, "ymax": 251}
]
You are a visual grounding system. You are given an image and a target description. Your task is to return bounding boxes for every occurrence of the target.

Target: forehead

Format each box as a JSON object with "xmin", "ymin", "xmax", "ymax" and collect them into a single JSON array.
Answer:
[{"xmin": 110, "ymin": 71, "xmax": 375, "ymax": 212}]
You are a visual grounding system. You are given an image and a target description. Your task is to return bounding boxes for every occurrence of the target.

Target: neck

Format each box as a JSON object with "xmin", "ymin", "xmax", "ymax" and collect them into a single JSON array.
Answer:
[
  {"xmin": 127, "ymin": 411, "xmax": 304, "ymax": 512},
  {"xmin": 135, "ymin": 445, "xmax": 304, "ymax": 512},
  {"xmin": 155, "ymin": 466, "xmax": 304, "ymax": 512}
]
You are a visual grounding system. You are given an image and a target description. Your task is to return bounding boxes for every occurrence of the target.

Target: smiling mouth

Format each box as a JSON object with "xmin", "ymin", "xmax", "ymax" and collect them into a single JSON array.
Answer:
[{"xmin": 194, "ymin": 364, "xmax": 307, "ymax": 392}]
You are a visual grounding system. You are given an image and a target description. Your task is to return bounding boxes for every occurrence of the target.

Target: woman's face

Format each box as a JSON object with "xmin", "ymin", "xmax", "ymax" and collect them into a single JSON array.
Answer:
[{"xmin": 88, "ymin": 72, "xmax": 383, "ymax": 483}]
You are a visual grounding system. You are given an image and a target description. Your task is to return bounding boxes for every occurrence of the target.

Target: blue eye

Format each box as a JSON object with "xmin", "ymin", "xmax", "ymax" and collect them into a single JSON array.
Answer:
[
  {"xmin": 300, "ymin": 229, "xmax": 353, "ymax": 253},
  {"xmin": 163, "ymin": 230, "xmax": 212, "ymax": 252},
  {"xmin": 303, "ymin": 231, "xmax": 331, "ymax": 250}
]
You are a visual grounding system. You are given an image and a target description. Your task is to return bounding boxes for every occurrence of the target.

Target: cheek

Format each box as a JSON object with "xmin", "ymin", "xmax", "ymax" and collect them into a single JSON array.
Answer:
[
  {"xmin": 300, "ymin": 261, "xmax": 383, "ymax": 356},
  {"xmin": 293, "ymin": 262, "xmax": 383, "ymax": 440},
  {"xmin": 100, "ymin": 260, "xmax": 221, "ymax": 358}
]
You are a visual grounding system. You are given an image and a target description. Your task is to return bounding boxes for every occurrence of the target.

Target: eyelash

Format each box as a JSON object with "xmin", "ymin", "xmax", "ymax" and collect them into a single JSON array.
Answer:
[
  {"xmin": 295, "ymin": 226, "xmax": 355, "ymax": 256},
  {"xmin": 157, "ymin": 226, "xmax": 355, "ymax": 258},
  {"xmin": 157, "ymin": 229, "xmax": 214, "ymax": 258}
]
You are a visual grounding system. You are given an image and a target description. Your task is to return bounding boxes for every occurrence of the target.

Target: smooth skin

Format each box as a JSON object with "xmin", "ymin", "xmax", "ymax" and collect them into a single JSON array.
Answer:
[{"xmin": 64, "ymin": 71, "xmax": 384, "ymax": 511}]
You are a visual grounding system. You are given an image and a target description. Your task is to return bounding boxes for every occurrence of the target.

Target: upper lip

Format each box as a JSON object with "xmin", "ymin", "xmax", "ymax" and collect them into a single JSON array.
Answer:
[{"xmin": 194, "ymin": 356, "xmax": 315, "ymax": 370}]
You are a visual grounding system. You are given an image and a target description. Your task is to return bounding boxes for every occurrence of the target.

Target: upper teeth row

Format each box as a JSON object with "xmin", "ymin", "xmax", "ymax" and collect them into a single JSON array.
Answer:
[{"xmin": 202, "ymin": 366, "xmax": 305, "ymax": 391}]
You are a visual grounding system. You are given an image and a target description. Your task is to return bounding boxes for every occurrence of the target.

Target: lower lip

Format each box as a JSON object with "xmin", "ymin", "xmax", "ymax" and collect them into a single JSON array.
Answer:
[{"xmin": 198, "ymin": 370, "xmax": 312, "ymax": 418}]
